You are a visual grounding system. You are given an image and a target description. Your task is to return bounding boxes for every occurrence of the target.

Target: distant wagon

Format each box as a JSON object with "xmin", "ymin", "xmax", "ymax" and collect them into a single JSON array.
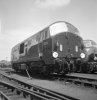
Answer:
[{"xmin": 11, "ymin": 21, "xmax": 85, "ymax": 74}]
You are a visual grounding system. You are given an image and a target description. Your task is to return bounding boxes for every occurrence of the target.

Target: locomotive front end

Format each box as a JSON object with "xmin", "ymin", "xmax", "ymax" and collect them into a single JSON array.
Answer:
[
  {"xmin": 84, "ymin": 40, "xmax": 97, "ymax": 62},
  {"xmin": 49, "ymin": 22, "xmax": 85, "ymax": 74},
  {"xmin": 82, "ymin": 40, "xmax": 97, "ymax": 73}
]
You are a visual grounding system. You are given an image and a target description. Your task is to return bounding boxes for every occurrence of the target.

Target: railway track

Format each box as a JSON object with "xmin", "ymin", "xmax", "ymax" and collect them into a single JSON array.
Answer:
[
  {"xmin": 0, "ymin": 73, "xmax": 78, "ymax": 100},
  {"xmin": 1, "ymin": 68, "xmax": 97, "ymax": 90},
  {"xmin": 0, "ymin": 81, "xmax": 50, "ymax": 100},
  {"xmin": 52, "ymin": 73, "xmax": 97, "ymax": 89}
]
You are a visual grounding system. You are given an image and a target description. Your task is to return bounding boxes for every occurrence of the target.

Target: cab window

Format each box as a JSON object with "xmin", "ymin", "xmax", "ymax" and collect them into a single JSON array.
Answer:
[
  {"xmin": 19, "ymin": 43, "xmax": 24, "ymax": 54},
  {"xmin": 54, "ymin": 42, "xmax": 59, "ymax": 51}
]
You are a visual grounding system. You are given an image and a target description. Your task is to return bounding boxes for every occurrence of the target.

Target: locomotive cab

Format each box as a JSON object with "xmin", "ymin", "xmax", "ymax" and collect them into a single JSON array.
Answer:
[{"xmin": 48, "ymin": 22, "xmax": 85, "ymax": 73}]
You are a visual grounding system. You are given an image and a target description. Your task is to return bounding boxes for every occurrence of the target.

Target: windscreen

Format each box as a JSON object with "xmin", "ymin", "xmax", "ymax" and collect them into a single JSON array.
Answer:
[
  {"xmin": 84, "ymin": 40, "xmax": 92, "ymax": 47},
  {"xmin": 49, "ymin": 22, "xmax": 68, "ymax": 36}
]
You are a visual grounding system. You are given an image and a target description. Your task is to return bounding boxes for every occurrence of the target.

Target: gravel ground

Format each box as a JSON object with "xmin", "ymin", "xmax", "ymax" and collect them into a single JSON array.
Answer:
[
  {"xmin": 10, "ymin": 73, "xmax": 97, "ymax": 100},
  {"xmin": 0, "ymin": 69, "xmax": 97, "ymax": 100}
]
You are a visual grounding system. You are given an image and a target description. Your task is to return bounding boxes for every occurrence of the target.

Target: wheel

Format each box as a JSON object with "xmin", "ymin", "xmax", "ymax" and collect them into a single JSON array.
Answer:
[{"xmin": 63, "ymin": 61, "xmax": 69, "ymax": 74}]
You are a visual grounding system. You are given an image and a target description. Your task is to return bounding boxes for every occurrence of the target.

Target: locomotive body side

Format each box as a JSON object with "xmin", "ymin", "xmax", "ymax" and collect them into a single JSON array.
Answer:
[{"xmin": 11, "ymin": 27, "xmax": 53, "ymax": 72}]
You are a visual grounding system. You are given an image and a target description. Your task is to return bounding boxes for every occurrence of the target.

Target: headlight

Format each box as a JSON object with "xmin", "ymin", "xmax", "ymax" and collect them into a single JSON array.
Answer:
[
  {"xmin": 53, "ymin": 52, "xmax": 58, "ymax": 58},
  {"xmin": 80, "ymin": 53, "xmax": 85, "ymax": 58},
  {"xmin": 94, "ymin": 56, "xmax": 97, "ymax": 60}
]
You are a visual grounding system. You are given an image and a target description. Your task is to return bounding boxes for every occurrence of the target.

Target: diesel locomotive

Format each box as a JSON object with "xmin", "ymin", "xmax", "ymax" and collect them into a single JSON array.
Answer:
[
  {"xmin": 11, "ymin": 21, "xmax": 85, "ymax": 74},
  {"xmin": 77, "ymin": 40, "xmax": 97, "ymax": 73}
]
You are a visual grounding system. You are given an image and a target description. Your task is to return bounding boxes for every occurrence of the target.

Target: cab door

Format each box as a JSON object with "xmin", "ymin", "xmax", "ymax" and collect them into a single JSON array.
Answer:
[{"xmin": 43, "ymin": 38, "xmax": 53, "ymax": 64}]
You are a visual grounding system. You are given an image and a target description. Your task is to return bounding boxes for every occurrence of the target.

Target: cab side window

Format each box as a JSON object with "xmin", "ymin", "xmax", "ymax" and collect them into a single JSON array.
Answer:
[
  {"xmin": 45, "ymin": 30, "xmax": 50, "ymax": 39},
  {"xmin": 45, "ymin": 31, "xmax": 48, "ymax": 39},
  {"xmin": 19, "ymin": 43, "xmax": 24, "ymax": 54},
  {"xmin": 54, "ymin": 42, "xmax": 59, "ymax": 51}
]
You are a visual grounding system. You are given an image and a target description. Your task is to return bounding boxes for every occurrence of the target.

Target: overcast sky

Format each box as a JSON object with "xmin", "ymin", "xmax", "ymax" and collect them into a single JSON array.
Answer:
[{"xmin": 0, "ymin": 0, "xmax": 97, "ymax": 61}]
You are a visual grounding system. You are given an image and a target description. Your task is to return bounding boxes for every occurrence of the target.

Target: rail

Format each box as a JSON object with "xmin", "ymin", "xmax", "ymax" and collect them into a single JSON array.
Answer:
[
  {"xmin": 0, "ymin": 91, "xmax": 11, "ymax": 100},
  {"xmin": 0, "ymin": 73, "xmax": 79, "ymax": 100},
  {"xmin": 52, "ymin": 73, "xmax": 97, "ymax": 89}
]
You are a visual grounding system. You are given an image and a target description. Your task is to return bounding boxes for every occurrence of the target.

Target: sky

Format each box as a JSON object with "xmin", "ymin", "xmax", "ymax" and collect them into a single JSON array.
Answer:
[{"xmin": 0, "ymin": 0, "xmax": 97, "ymax": 61}]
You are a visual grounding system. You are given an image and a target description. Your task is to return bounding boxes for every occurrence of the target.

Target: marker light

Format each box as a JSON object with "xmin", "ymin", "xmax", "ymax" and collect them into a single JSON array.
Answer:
[
  {"xmin": 80, "ymin": 53, "xmax": 85, "ymax": 58},
  {"xmin": 53, "ymin": 52, "xmax": 58, "ymax": 58}
]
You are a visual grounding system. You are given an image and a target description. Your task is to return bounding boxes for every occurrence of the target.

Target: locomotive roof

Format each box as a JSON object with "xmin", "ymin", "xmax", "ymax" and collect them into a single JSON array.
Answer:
[
  {"xmin": 84, "ymin": 40, "xmax": 97, "ymax": 45},
  {"xmin": 12, "ymin": 21, "xmax": 80, "ymax": 50},
  {"xmin": 49, "ymin": 21, "xmax": 80, "ymax": 36},
  {"xmin": 84, "ymin": 39, "xmax": 97, "ymax": 47}
]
